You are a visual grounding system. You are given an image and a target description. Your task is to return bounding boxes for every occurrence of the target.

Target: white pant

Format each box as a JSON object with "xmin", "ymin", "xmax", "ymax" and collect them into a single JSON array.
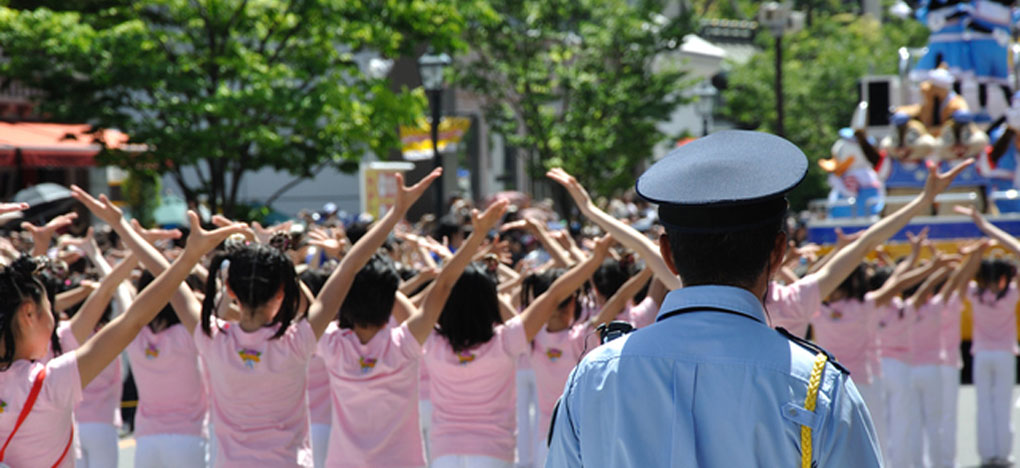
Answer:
[
  {"xmin": 909, "ymin": 364, "xmax": 943, "ymax": 468},
  {"xmin": 856, "ymin": 380, "xmax": 886, "ymax": 465},
  {"xmin": 883, "ymin": 358, "xmax": 913, "ymax": 467},
  {"xmin": 311, "ymin": 423, "xmax": 330, "ymax": 468},
  {"xmin": 432, "ymin": 455, "xmax": 513, "ymax": 468},
  {"xmin": 134, "ymin": 434, "xmax": 207, "ymax": 468},
  {"xmin": 974, "ymin": 350, "xmax": 1015, "ymax": 461},
  {"xmin": 938, "ymin": 365, "xmax": 959, "ymax": 468},
  {"xmin": 76, "ymin": 422, "xmax": 118, "ymax": 468},
  {"xmin": 420, "ymin": 400, "xmax": 434, "ymax": 462},
  {"xmin": 515, "ymin": 369, "xmax": 537, "ymax": 468}
]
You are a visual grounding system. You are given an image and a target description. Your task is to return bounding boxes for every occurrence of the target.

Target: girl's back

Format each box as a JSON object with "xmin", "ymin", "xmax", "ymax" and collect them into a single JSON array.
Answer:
[
  {"xmin": 126, "ymin": 323, "xmax": 207, "ymax": 438},
  {"xmin": 968, "ymin": 282, "xmax": 1020, "ymax": 353},
  {"xmin": 196, "ymin": 317, "xmax": 317, "ymax": 467},
  {"xmin": 425, "ymin": 316, "xmax": 528, "ymax": 462},
  {"xmin": 0, "ymin": 355, "xmax": 79, "ymax": 468},
  {"xmin": 319, "ymin": 320, "xmax": 423, "ymax": 467}
]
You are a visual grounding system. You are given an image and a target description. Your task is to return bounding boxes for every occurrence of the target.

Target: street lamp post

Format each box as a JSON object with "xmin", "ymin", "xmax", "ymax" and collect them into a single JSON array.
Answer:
[
  {"xmin": 418, "ymin": 50, "xmax": 452, "ymax": 217},
  {"xmin": 757, "ymin": 2, "xmax": 803, "ymax": 138},
  {"xmin": 693, "ymin": 81, "xmax": 717, "ymax": 136}
]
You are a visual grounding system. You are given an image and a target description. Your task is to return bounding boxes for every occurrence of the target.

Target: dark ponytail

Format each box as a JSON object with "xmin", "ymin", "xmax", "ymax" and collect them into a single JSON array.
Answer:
[
  {"xmin": 0, "ymin": 256, "xmax": 48, "ymax": 371},
  {"xmin": 200, "ymin": 239, "xmax": 299, "ymax": 340}
]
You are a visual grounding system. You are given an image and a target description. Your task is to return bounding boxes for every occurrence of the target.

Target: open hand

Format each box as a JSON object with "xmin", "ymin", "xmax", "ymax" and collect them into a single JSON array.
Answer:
[
  {"xmin": 395, "ymin": 168, "xmax": 442, "ymax": 213},
  {"xmin": 546, "ymin": 168, "xmax": 593, "ymax": 210}
]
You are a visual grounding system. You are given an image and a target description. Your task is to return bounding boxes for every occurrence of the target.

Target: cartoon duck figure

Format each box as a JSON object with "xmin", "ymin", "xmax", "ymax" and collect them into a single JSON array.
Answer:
[
  {"xmin": 358, "ymin": 356, "xmax": 377, "ymax": 374},
  {"xmin": 238, "ymin": 349, "xmax": 262, "ymax": 370},
  {"xmin": 457, "ymin": 351, "xmax": 476, "ymax": 365},
  {"xmin": 144, "ymin": 343, "xmax": 159, "ymax": 360},
  {"xmin": 546, "ymin": 348, "xmax": 563, "ymax": 362},
  {"xmin": 819, "ymin": 126, "xmax": 885, "ymax": 218}
]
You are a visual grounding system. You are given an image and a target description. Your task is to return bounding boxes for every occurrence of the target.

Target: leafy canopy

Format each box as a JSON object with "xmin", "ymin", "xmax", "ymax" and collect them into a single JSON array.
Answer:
[{"xmin": 0, "ymin": 0, "xmax": 465, "ymax": 216}]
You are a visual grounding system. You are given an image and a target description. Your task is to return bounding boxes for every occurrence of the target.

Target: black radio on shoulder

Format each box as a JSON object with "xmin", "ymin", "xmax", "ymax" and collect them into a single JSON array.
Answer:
[{"xmin": 596, "ymin": 320, "xmax": 634, "ymax": 344}]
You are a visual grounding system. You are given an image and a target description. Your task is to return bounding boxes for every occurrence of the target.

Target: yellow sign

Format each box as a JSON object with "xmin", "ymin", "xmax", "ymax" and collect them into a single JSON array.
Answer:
[
  {"xmin": 400, "ymin": 117, "xmax": 471, "ymax": 161},
  {"xmin": 360, "ymin": 161, "xmax": 414, "ymax": 220}
]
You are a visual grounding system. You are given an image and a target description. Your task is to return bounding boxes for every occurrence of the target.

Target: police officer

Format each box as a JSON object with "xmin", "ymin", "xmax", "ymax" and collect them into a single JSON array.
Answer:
[{"xmin": 545, "ymin": 130, "xmax": 971, "ymax": 467}]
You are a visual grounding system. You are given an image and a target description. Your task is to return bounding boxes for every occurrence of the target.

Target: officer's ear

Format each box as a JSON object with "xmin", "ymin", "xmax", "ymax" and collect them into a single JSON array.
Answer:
[
  {"xmin": 659, "ymin": 233, "xmax": 680, "ymax": 276},
  {"xmin": 767, "ymin": 230, "xmax": 788, "ymax": 278}
]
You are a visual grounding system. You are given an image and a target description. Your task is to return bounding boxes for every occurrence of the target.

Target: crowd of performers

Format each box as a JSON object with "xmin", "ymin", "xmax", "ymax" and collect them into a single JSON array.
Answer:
[{"xmin": 0, "ymin": 157, "xmax": 1014, "ymax": 468}]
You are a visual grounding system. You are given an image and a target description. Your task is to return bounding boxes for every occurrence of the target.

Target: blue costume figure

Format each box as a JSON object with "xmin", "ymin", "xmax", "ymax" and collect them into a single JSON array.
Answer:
[
  {"xmin": 545, "ymin": 131, "xmax": 882, "ymax": 468},
  {"xmin": 982, "ymin": 92, "xmax": 1020, "ymax": 211},
  {"xmin": 913, "ymin": 0, "xmax": 975, "ymax": 79}
]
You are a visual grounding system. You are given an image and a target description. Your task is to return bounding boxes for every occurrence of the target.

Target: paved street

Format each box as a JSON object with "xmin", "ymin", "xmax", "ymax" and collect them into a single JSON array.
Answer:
[{"xmin": 114, "ymin": 385, "xmax": 1020, "ymax": 467}]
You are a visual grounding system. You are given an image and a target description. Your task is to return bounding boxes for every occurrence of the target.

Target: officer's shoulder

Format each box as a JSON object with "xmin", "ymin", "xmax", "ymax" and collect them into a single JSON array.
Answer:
[{"xmin": 776, "ymin": 327, "xmax": 850, "ymax": 377}]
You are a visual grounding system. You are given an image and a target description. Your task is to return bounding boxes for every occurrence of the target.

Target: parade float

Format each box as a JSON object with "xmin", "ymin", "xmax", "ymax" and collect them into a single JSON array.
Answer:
[{"xmin": 807, "ymin": 0, "xmax": 1020, "ymax": 246}]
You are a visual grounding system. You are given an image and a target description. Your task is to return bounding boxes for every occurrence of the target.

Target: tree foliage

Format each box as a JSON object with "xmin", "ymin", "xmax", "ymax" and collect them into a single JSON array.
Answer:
[
  {"xmin": 0, "ymin": 0, "xmax": 465, "ymax": 217},
  {"xmin": 719, "ymin": 13, "xmax": 929, "ymax": 209},
  {"xmin": 456, "ymin": 0, "xmax": 696, "ymax": 199}
]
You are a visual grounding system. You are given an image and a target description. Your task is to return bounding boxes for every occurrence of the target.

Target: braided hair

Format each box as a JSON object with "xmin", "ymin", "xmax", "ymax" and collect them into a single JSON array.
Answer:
[
  {"xmin": 200, "ymin": 234, "xmax": 300, "ymax": 340},
  {"xmin": 0, "ymin": 256, "xmax": 50, "ymax": 371}
]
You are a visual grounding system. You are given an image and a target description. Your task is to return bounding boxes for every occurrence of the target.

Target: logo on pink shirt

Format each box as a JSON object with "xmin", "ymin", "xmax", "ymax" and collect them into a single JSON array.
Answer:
[
  {"xmin": 359, "ymin": 356, "xmax": 377, "ymax": 373},
  {"xmin": 829, "ymin": 310, "xmax": 843, "ymax": 320},
  {"xmin": 238, "ymin": 348, "xmax": 262, "ymax": 369},
  {"xmin": 546, "ymin": 348, "xmax": 563, "ymax": 362},
  {"xmin": 457, "ymin": 351, "xmax": 476, "ymax": 365},
  {"xmin": 145, "ymin": 343, "xmax": 159, "ymax": 359},
  {"xmin": 0, "ymin": 400, "xmax": 6, "ymax": 413}
]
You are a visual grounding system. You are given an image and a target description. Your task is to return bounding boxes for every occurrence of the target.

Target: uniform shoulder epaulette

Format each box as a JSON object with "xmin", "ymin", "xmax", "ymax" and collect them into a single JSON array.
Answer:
[{"xmin": 775, "ymin": 327, "xmax": 850, "ymax": 376}]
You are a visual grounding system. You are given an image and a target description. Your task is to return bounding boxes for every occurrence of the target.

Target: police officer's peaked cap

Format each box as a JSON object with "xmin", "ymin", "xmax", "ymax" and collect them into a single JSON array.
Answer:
[{"xmin": 636, "ymin": 130, "xmax": 807, "ymax": 233}]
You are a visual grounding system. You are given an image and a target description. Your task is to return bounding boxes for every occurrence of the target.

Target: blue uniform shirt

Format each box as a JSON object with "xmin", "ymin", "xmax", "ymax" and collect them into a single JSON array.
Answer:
[{"xmin": 546, "ymin": 285, "xmax": 882, "ymax": 468}]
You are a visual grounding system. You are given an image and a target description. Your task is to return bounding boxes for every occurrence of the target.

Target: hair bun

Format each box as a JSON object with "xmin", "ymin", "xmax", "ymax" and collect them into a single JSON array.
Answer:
[
  {"xmin": 224, "ymin": 233, "xmax": 249, "ymax": 252},
  {"xmin": 268, "ymin": 232, "xmax": 293, "ymax": 252},
  {"xmin": 10, "ymin": 255, "xmax": 42, "ymax": 277}
]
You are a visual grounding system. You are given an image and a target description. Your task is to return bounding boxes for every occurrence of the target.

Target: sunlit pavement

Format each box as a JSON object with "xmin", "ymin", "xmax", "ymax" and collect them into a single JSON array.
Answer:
[{"xmin": 115, "ymin": 385, "xmax": 1020, "ymax": 467}]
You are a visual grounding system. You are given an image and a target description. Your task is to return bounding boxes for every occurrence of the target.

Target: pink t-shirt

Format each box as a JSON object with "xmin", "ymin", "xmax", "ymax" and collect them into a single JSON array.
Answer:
[
  {"xmin": 195, "ymin": 318, "xmax": 317, "ymax": 468},
  {"xmin": 909, "ymin": 298, "xmax": 945, "ymax": 366},
  {"xmin": 0, "ymin": 353, "xmax": 82, "ymax": 468},
  {"xmin": 811, "ymin": 293, "xmax": 878, "ymax": 384},
  {"xmin": 306, "ymin": 355, "xmax": 331, "ymax": 426},
  {"xmin": 531, "ymin": 322, "xmax": 588, "ymax": 435},
  {"xmin": 424, "ymin": 316, "xmax": 529, "ymax": 462},
  {"xmin": 877, "ymin": 297, "xmax": 911, "ymax": 363},
  {"xmin": 620, "ymin": 296, "xmax": 658, "ymax": 329},
  {"xmin": 767, "ymin": 276, "xmax": 821, "ymax": 337},
  {"xmin": 317, "ymin": 322, "xmax": 423, "ymax": 468},
  {"xmin": 939, "ymin": 294, "xmax": 965, "ymax": 367},
  {"xmin": 76, "ymin": 332, "xmax": 123, "ymax": 426},
  {"xmin": 126, "ymin": 324, "xmax": 207, "ymax": 437},
  {"xmin": 419, "ymin": 359, "xmax": 432, "ymax": 401},
  {"xmin": 968, "ymin": 282, "xmax": 1020, "ymax": 354}
]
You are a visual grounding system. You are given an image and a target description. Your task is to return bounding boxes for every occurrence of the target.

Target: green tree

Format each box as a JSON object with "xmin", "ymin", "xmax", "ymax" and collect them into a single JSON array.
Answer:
[
  {"xmin": 0, "ymin": 0, "xmax": 465, "ymax": 217},
  {"xmin": 456, "ymin": 0, "xmax": 695, "ymax": 201},
  {"xmin": 720, "ymin": 13, "xmax": 928, "ymax": 209}
]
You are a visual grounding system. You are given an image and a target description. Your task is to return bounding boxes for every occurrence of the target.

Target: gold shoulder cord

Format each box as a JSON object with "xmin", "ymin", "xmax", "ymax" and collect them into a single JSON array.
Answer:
[{"xmin": 801, "ymin": 352, "xmax": 829, "ymax": 468}]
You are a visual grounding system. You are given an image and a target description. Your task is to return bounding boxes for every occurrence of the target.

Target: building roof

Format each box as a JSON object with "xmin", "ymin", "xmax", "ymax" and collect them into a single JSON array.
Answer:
[{"xmin": 0, "ymin": 122, "xmax": 135, "ymax": 167}]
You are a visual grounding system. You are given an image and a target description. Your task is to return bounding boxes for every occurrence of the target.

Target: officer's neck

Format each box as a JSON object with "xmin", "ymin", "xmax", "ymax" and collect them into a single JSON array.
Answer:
[{"xmin": 747, "ymin": 270, "xmax": 770, "ymax": 306}]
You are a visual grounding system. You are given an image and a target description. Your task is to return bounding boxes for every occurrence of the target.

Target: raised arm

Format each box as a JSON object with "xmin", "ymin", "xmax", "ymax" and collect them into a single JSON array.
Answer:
[
  {"xmin": 871, "ymin": 255, "xmax": 944, "ymax": 307},
  {"xmin": 501, "ymin": 217, "xmax": 574, "ymax": 268},
  {"xmin": 22, "ymin": 212, "xmax": 77, "ymax": 257},
  {"xmin": 944, "ymin": 239, "xmax": 988, "ymax": 300},
  {"xmin": 908, "ymin": 262, "xmax": 953, "ymax": 309},
  {"xmin": 75, "ymin": 212, "xmax": 248, "ymax": 388},
  {"xmin": 809, "ymin": 160, "xmax": 973, "ymax": 299},
  {"xmin": 309, "ymin": 168, "xmax": 441, "ymax": 339},
  {"xmin": 547, "ymin": 168, "xmax": 682, "ymax": 291},
  {"xmin": 409, "ymin": 199, "xmax": 509, "ymax": 345},
  {"xmin": 590, "ymin": 265, "xmax": 652, "ymax": 329},
  {"xmin": 519, "ymin": 235, "xmax": 614, "ymax": 341},
  {"xmin": 68, "ymin": 254, "xmax": 138, "ymax": 344},
  {"xmin": 956, "ymin": 205, "xmax": 1020, "ymax": 257},
  {"xmin": 70, "ymin": 186, "xmax": 203, "ymax": 334}
]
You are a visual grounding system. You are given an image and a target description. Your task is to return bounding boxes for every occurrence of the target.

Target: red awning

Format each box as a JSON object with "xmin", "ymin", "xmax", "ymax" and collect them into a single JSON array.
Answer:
[{"xmin": 0, "ymin": 122, "xmax": 132, "ymax": 168}]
